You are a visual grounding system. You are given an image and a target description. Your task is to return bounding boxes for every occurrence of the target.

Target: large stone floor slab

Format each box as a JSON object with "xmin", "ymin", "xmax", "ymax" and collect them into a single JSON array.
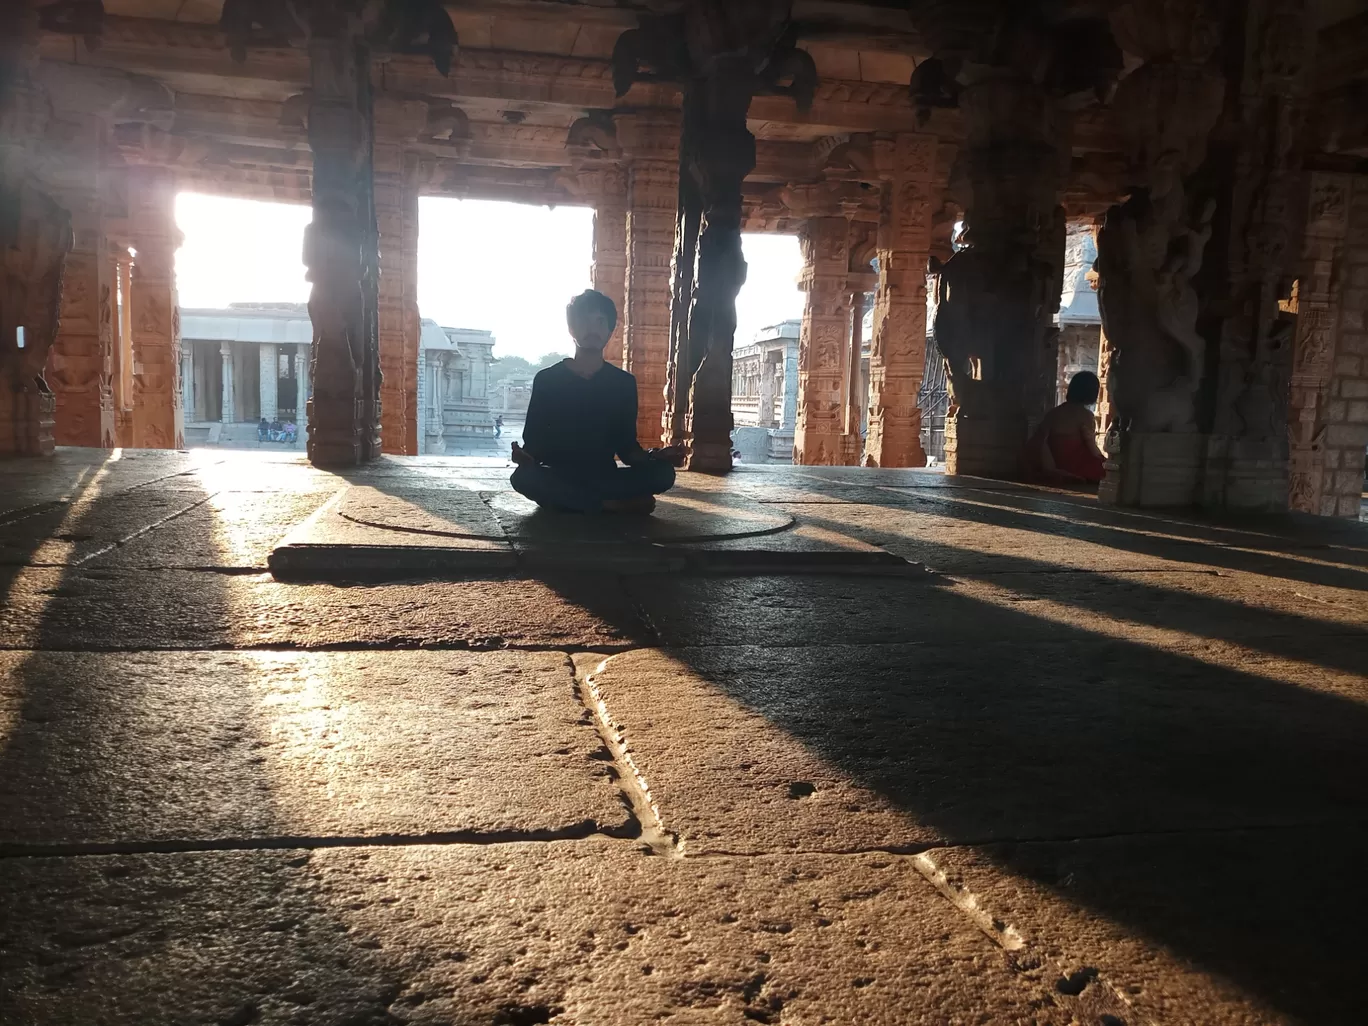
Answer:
[
  {"xmin": 0, "ymin": 567, "xmax": 647, "ymax": 650},
  {"xmin": 921, "ymin": 825, "xmax": 1368, "ymax": 1026},
  {"xmin": 587, "ymin": 640, "xmax": 1368, "ymax": 854},
  {"xmin": 0, "ymin": 842, "xmax": 1065, "ymax": 1026},
  {"xmin": 0, "ymin": 650, "xmax": 632, "ymax": 849},
  {"xmin": 2, "ymin": 450, "xmax": 1366, "ymax": 1024}
]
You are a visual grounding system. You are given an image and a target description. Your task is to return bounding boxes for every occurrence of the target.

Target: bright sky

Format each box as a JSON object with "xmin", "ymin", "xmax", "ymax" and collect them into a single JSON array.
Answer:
[{"xmin": 174, "ymin": 192, "xmax": 806, "ymax": 363}]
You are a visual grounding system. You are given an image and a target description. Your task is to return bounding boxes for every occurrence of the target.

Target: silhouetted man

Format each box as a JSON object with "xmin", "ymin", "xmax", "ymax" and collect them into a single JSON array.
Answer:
[{"xmin": 510, "ymin": 289, "xmax": 684, "ymax": 513}]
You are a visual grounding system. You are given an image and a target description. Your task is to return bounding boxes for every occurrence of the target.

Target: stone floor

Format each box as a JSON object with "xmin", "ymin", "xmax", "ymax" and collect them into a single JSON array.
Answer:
[{"xmin": 1, "ymin": 447, "xmax": 1366, "ymax": 1026}]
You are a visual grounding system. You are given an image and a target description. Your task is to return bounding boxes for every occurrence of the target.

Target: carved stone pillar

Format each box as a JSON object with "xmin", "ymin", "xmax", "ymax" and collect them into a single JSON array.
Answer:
[
  {"xmin": 757, "ymin": 357, "xmax": 777, "ymax": 429},
  {"xmin": 617, "ymin": 113, "xmax": 679, "ymax": 447},
  {"xmin": 1098, "ymin": 0, "xmax": 1311, "ymax": 510},
  {"xmin": 45, "ymin": 113, "xmax": 112, "ymax": 448},
  {"xmin": 127, "ymin": 167, "xmax": 184, "ymax": 450},
  {"xmin": 935, "ymin": 79, "xmax": 1067, "ymax": 478},
  {"xmin": 304, "ymin": 27, "xmax": 376, "ymax": 466},
  {"xmin": 1201, "ymin": 0, "xmax": 1313, "ymax": 510},
  {"xmin": 0, "ymin": 1, "xmax": 69, "ymax": 457},
  {"xmin": 793, "ymin": 217, "xmax": 850, "ymax": 465},
  {"xmin": 374, "ymin": 98, "xmax": 425, "ymax": 455},
  {"xmin": 583, "ymin": 167, "xmax": 628, "ymax": 368},
  {"xmin": 110, "ymin": 246, "xmax": 134, "ymax": 445},
  {"xmin": 1288, "ymin": 173, "xmax": 1368, "ymax": 517},
  {"xmin": 866, "ymin": 133, "xmax": 938, "ymax": 468},
  {"xmin": 840, "ymin": 287, "xmax": 868, "ymax": 465},
  {"xmin": 1094, "ymin": 325, "xmax": 1115, "ymax": 453},
  {"xmin": 219, "ymin": 343, "xmax": 235, "ymax": 424},
  {"xmin": 181, "ymin": 345, "xmax": 193, "ymax": 423},
  {"xmin": 677, "ymin": 72, "xmax": 755, "ymax": 472},
  {"xmin": 258, "ymin": 343, "xmax": 277, "ymax": 421},
  {"xmin": 295, "ymin": 342, "xmax": 309, "ymax": 428}
]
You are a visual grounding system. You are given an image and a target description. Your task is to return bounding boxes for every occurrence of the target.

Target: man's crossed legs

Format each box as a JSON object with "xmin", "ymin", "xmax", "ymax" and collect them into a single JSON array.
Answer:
[{"xmin": 511, "ymin": 461, "xmax": 676, "ymax": 514}]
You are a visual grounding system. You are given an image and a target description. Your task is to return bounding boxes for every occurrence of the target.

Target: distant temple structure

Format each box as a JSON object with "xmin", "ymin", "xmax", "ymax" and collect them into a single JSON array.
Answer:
[
  {"xmin": 416, "ymin": 321, "xmax": 496, "ymax": 454},
  {"xmin": 731, "ymin": 320, "xmax": 801, "ymax": 464},
  {"xmin": 179, "ymin": 304, "xmax": 494, "ymax": 450}
]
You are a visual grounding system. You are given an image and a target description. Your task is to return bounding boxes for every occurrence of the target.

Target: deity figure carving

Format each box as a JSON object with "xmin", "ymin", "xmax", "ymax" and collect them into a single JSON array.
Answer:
[
  {"xmin": 1093, "ymin": 0, "xmax": 1227, "ymax": 437},
  {"xmin": 1096, "ymin": 163, "xmax": 1214, "ymax": 431}
]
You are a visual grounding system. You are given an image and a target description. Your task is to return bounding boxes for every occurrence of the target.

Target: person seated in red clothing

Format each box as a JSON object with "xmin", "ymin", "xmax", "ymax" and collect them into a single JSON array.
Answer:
[{"xmin": 1025, "ymin": 371, "xmax": 1107, "ymax": 485}]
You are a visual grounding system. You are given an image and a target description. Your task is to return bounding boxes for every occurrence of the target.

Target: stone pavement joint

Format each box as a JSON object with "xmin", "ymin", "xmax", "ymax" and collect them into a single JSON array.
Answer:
[{"xmin": 572, "ymin": 652, "xmax": 676, "ymax": 858}]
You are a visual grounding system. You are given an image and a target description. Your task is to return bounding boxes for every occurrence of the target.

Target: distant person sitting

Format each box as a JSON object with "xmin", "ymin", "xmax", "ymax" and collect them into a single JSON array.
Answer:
[
  {"xmin": 510, "ymin": 289, "xmax": 684, "ymax": 514},
  {"xmin": 257, "ymin": 417, "xmax": 269, "ymax": 443},
  {"xmin": 1025, "ymin": 370, "xmax": 1107, "ymax": 485}
]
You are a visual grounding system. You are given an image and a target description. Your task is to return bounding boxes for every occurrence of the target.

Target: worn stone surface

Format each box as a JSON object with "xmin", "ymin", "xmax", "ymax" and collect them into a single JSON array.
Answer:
[
  {"xmin": 922, "ymin": 826, "xmax": 1368, "ymax": 1026},
  {"xmin": 0, "ymin": 650, "xmax": 631, "ymax": 848},
  {"xmin": 0, "ymin": 452, "xmax": 1365, "ymax": 1026},
  {"xmin": 489, "ymin": 485, "xmax": 795, "ymax": 543},
  {"xmin": 0, "ymin": 843, "xmax": 1058, "ymax": 1026},
  {"xmin": 0, "ymin": 568, "xmax": 647, "ymax": 650},
  {"xmin": 588, "ymin": 641, "xmax": 1368, "ymax": 853}
]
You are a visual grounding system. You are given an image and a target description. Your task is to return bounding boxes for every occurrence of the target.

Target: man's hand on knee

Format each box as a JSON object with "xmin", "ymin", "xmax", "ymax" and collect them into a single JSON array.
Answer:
[{"xmin": 648, "ymin": 444, "xmax": 687, "ymax": 468}]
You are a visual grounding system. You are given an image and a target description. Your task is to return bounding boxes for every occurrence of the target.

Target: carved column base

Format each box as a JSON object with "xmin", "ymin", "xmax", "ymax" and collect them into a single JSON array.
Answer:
[
  {"xmin": 687, "ymin": 439, "xmax": 732, "ymax": 473},
  {"xmin": 840, "ymin": 432, "xmax": 863, "ymax": 465},
  {"xmin": 943, "ymin": 412, "xmax": 1024, "ymax": 478},
  {"xmin": 1201, "ymin": 436, "xmax": 1289, "ymax": 513},
  {"xmin": 0, "ymin": 383, "xmax": 57, "ymax": 457},
  {"xmin": 1098, "ymin": 431, "xmax": 1205, "ymax": 508},
  {"xmin": 306, "ymin": 384, "xmax": 364, "ymax": 468}
]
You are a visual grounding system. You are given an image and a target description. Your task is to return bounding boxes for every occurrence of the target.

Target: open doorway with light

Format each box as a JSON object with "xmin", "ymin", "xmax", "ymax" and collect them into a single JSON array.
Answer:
[
  {"xmin": 417, "ymin": 197, "xmax": 593, "ymax": 456},
  {"xmin": 174, "ymin": 193, "xmax": 311, "ymax": 449}
]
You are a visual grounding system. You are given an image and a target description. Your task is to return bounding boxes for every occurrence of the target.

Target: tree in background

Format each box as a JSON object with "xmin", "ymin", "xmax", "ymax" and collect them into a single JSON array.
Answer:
[{"xmin": 488, "ymin": 352, "xmax": 566, "ymax": 389}]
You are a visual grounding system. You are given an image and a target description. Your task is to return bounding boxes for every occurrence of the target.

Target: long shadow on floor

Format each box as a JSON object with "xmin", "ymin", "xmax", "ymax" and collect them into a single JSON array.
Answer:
[
  {"xmin": 0, "ymin": 457, "xmax": 407, "ymax": 1026},
  {"xmin": 783, "ymin": 504, "xmax": 1368, "ymax": 677},
  {"xmin": 782, "ymin": 480, "xmax": 1368, "ymax": 591},
  {"xmin": 616, "ymin": 570, "xmax": 1368, "ymax": 1024},
  {"xmin": 322, "ymin": 467, "xmax": 1368, "ymax": 1023}
]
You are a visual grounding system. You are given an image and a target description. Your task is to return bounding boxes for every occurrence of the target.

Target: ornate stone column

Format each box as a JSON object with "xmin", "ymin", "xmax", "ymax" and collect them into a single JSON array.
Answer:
[
  {"xmin": 0, "ymin": 0, "xmax": 69, "ymax": 457},
  {"xmin": 45, "ymin": 113, "xmax": 112, "ymax": 448},
  {"xmin": 258, "ymin": 343, "xmax": 277, "ymax": 422},
  {"xmin": 757, "ymin": 357, "xmax": 777, "ymax": 429},
  {"xmin": 934, "ymin": 79, "xmax": 1067, "ymax": 477},
  {"xmin": 219, "ymin": 342, "xmax": 235, "ymax": 424},
  {"xmin": 181, "ymin": 345, "xmax": 194, "ymax": 423},
  {"xmin": 1201, "ymin": 0, "xmax": 1314, "ymax": 510},
  {"xmin": 373, "ymin": 98, "xmax": 425, "ymax": 455},
  {"xmin": 111, "ymin": 246, "xmax": 134, "ymax": 445},
  {"xmin": 128, "ymin": 167, "xmax": 184, "ymax": 450},
  {"xmin": 304, "ymin": 23, "xmax": 376, "ymax": 466},
  {"xmin": 793, "ymin": 217, "xmax": 850, "ymax": 465},
  {"xmin": 295, "ymin": 342, "xmax": 309, "ymax": 427},
  {"xmin": 865, "ymin": 133, "xmax": 938, "ymax": 468},
  {"xmin": 840, "ymin": 287, "xmax": 866, "ymax": 464},
  {"xmin": 1288, "ymin": 173, "xmax": 1368, "ymax": 517},
  {"xmin": 582, "ymin": 167, "xmax": 628, "ymax": 368},
  {"xmin": 617, "ymin": 113, "xmax": 679, "ymax": 446}
]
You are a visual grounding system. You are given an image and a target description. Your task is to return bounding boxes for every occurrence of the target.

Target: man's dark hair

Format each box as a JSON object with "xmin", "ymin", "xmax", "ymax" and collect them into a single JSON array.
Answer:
[
  {"xmin": 1066, "ymin": 370, "xmax": 1101, "ymax": 405},
  {"xmin": 566, "ymin": 289, "xmax": 618, "ymax": 332}
]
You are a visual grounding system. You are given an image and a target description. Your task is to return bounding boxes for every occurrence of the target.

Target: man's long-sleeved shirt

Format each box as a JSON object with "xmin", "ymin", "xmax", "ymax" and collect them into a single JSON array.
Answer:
[{"xmin": 521, "ymin": 360, "xmax": 648, "ymax": 473}]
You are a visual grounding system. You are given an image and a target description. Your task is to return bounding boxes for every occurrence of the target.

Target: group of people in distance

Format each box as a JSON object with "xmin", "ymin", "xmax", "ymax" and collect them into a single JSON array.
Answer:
[
  {"xmin": 508, "ymin": 288, "xmax": 1109, "ymax": 518},
  {"xmin": 257, "ymin": 418, "xmax": 298, "ymax": 444}
]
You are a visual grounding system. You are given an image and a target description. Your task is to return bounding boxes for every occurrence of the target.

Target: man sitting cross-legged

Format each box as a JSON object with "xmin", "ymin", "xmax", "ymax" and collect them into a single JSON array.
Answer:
[{"xmin": 510, "ymin": 289, "xmax": 686, "ymax": 514}]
